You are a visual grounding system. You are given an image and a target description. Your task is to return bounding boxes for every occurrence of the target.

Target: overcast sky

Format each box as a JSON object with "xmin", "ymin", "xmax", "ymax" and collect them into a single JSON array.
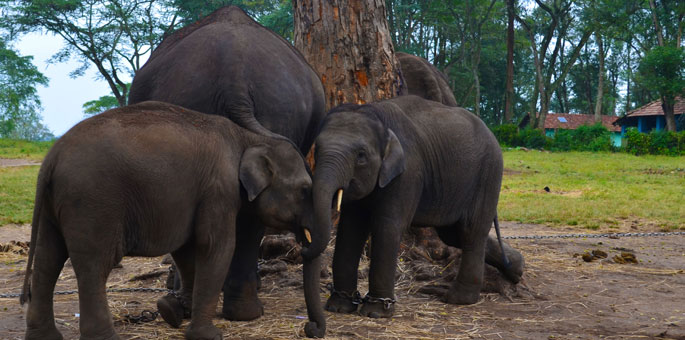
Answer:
[{"xmin": 16, "ymin": 32, "xmax": 127, "ymax": 136}]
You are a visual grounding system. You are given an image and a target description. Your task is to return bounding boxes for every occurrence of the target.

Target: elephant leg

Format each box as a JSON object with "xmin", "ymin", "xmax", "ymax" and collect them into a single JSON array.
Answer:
[
  {"xmin": 359, "ymin": 216, "xmax": 404, "ymax": 319},
  {"xmin": 325, "ymin": 206, "xmax": 370, "ymax": 314},
  {"xmin": 185, "ymin": 211, "xmax": 236, "ymax": 340},
  {"xmin": 221, "ymin": 214, "xmax": 265, "ymax": 321},
  {"xmin": 484, "ymin": 236, "xmax": 524, "ymax": 283},
  {"xmin": 25, "ymin": 220, "xmax": 68, "ymax": 340},
  {"xmin": 158, "ymin": 244, "xmax": 195, "ymax": 328},
  {"xmin": 70, "ymin": 247, "xmax": 120, "ymax": 340},
  {"xmin": 445, "ymin": 218, "xmax": 489, "ymax": 305}
]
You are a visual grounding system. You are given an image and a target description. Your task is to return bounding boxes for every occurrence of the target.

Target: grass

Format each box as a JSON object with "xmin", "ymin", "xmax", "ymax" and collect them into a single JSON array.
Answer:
[
  {"xmin": 0, "ymin": 165, "xmax": 40, "ymax": 225},
  {"xmin": 0, "ymin": 143, "xmax": 683, "ymax": 229},
  {"xmin": 0, "ymin": 139, "xmax": 54, "ymax": 161},
  {"xmin": 500, "ymin": 150, "xmax": 685, "ymax": 230}
]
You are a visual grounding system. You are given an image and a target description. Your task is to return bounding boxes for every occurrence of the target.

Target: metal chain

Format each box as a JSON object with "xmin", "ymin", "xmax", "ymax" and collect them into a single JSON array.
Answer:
[
  {"xmin": 0, "ymin": 287, "xmax": 172, "ymax": 299},
  {"xmin": 362, "ymin": 294, "xmax": 397, "ymax": 310},
  {"xmin": 326, "ymin": 283, "xmax": 362, "ymax": 305},
  {"xmin": 503, "ymin": 231, "xmax": 685, "ymax": 240}
]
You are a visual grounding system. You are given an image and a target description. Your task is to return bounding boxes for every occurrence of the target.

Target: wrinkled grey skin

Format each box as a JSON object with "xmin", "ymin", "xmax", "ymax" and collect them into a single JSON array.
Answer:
[
  {"xmin": 20, "ymin": 102, "xmax": 325, "ymax": 340},
  {"xmin": 396, "ymin": 52, "xmax": 458, "ymax": 107},
  {"xmin": 129, "ymin": 6, "xmax": 325, "ymax": 154},
  {"xmin": 312, "ymin": 96, "xmax": 522, "ymax": 319},
  {"xmin": 128, "ymin": 6, "xmax": 327, "ymax": 326}
]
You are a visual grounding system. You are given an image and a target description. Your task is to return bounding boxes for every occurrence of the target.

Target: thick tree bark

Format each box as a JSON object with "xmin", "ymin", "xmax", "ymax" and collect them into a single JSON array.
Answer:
[
  {"xmin": 504, "ymin": 0, "xmax": 515, "ymax": 123},
  {"xmin": 293, "ymin": 0, "xmax": 405, "ymax": 110},
  {"xmin": 662, "ymin": 97, "xmax": 678, "ymax": 132},
  {"xmin": 594, "ymin": 33, "xmax": 605, "ymax": 121}
]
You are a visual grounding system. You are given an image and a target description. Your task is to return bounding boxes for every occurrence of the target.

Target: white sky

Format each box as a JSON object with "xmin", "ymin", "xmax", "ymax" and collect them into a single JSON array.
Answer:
[{"xmin": 15, "ymin": 32, "xmax": 121, "ymax": 136}]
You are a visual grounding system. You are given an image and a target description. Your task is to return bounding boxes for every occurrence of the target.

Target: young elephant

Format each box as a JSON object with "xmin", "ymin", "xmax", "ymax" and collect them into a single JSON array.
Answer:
[
  {"xmin": 312, "ymin": 95, "xmax": 521, "ymax": 318},
  {"xmin": 21, "ymin": 101, "xmax": 325, "ymax": 340}
]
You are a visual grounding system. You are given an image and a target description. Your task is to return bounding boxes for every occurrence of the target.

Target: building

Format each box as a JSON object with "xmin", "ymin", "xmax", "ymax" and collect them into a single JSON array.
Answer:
[
  {"xmin": 613, "ymin": 97, "xmax": 685, "ymax": 134},
  {"xmin": 519, "ymin": 113, "xmax": 622, "ymax": 147}
]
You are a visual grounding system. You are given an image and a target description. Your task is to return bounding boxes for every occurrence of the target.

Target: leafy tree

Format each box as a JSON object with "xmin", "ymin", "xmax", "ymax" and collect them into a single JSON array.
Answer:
[
  {"xmin": 0, "ymin": 37, "xmax": 51, "ymax": 140},
  {"xmin": 636, "ymin": 45, "xmax": 685, "ymax": 131},
  {"xmin": 3, "ymin": 0, "xmax": 179, "ymax": 107},
  {"xmin": 83, "ymin": 82, "xmax": 130, "ymax": 116}
]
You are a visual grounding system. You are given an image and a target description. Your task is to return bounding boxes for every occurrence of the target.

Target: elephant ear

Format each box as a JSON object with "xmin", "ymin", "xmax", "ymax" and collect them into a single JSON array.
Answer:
[
  {"xmin": 378, "ymin": 129, "xmax": 406, "ymax": 188},
  {"xmin": 239, "ymin": 145, "xmax": 273, "ymax": 201}
]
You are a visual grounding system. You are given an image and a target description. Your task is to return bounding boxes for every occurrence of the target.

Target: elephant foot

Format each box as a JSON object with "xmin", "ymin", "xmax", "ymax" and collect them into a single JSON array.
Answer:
[
  {"xmin": 358, "ymin": 294, "xmax": 395, "ymax": 318},
  {"xmin": 445, "ymin": 282, "xmax": 481, "ymax": 305},
  {"xmin": 185, "ymin": 324, "xmax": 222, "ymax": 340},
  {"xmin": 222, "ymin": 297, "xmax": 264, "ymax": 321},
  {"xmin": 304, "ymin": 321, "xmax": 326, "ymax": 338},
  {"xmin": 25, "ymin": 326, "xmax": 64, "ymax": 340},
  {"xmin": 157, "ymin": 294, "xmax": 191, "ymax": 328},
  {"xmin": 325, "ymin": 289, "xmax": 361, "ymax": 314}
]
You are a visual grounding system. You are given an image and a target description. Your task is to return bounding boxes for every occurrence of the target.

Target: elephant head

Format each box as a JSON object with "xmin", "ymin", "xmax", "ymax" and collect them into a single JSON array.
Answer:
[
  {"xmin": 311, "ymin": 105, "xmax": 406, "ymax": 249},
  {"xmin": 239, "ymin": 139, "xmax": 326, "ymax": 337}
]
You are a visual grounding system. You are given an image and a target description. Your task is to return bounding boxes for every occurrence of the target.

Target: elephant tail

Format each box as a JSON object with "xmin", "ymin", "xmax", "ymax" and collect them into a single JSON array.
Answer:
[
  {"xmin": 20, "ymin": 159, "xmax": 54, "ymax": 305},
  {"xmin": 493, "ymin": 214, "xmax": 511, "ymax": 269}
]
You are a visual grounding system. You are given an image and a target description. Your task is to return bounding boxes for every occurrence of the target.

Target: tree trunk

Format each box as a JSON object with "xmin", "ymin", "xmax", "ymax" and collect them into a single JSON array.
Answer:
[
  {"xmin": 293, "ymin": 0, "xmax": 405, "ymax": 110},
  {"xmin": 504, "ymin": 0, "xmax": 515, "ymax": 123},
  {"xmin": 594, "ymin": 33, "xmax": 605, "ymax": 121},
  {"xmin": 661, "ymin": 97, "xmax": 677, "ymax": 132}
]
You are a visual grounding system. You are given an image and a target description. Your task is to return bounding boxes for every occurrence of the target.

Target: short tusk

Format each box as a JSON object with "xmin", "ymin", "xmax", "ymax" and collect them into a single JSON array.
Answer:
[
  {"xmin": 303, "ymin": 228, "xmax": 312, "ymax": 243},
  {"xmin": 336, "ymin": 189, "xmax": 343, "ymax": 212}
]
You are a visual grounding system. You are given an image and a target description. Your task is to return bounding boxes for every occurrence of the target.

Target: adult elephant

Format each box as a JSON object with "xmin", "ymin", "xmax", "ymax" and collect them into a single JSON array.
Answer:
[
  {"xmin": 312, "ymin": 95, "xmax": 523, "ymax": 318},
  {"xmin": 21, "ymin": 102, "xmax": 326, "ymax": 340},
  {"xmin": 129, "ymin": 6, "xmax": 325, "ymax": 154},
  {"xmin": 128, "ymin": 6, "xmax": 327, "ymax": 325},
  {"xmin": 396, "ymin": 52, "xmax": 458, "ymax": 107}
]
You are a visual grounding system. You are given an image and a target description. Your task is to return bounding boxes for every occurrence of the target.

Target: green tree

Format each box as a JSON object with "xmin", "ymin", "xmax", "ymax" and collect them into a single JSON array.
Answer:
[
  {"xmin": 3, "ymin": 0, "xmax": 179, "ymax": 107},
  {"xmin": 636, "ymin": 45, "xmax": 685, "ymax": 131},
  {"xmin": 83, "ymin": 82, "xmax": 129, "ymax": 116},
  {"xmin": 0, "ymin": 37, "xmax": 51, "ymax": 140}
]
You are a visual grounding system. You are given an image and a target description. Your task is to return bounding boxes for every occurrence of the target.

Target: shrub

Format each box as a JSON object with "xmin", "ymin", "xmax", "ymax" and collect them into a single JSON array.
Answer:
[
  {"xmin": 625, "ymin": 128, "xmax": 684, "ymax": 155},
  {"xmin": 491, "ymin": 124, "xmax": 518, "ymax": 147},
  {"xmin": 624, "ymin": 128, "xmax": 650, "ymax": 155},
  {"xmin": 517, "ymin": 128, "xmax": 548, "ymax": 149}
]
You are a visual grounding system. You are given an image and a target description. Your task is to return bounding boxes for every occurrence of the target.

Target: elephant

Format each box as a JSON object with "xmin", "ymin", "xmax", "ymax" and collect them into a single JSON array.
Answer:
[
  {"xmin": 310, "ymin": 95, "xmax": 523, "ymax": 318},
  {"xmin": 396, "ymin": 52, "xmax": 458, "ymax": 107},
  {"xmin": 128, "ymin": 6, "xmax": 325, "ymax": 154},
  {"xmin": 20, "ymin": 101, "xmax": 326, "ymax": 340},
  {"xmin": 128, "ymin": 6, "xmax": 327, "ymax": 324}
]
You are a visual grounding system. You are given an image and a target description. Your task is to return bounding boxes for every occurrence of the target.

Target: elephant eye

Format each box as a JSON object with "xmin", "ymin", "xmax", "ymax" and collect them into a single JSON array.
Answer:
[{"xmin": 356, "ymin": 150, "xmax": 367, "ymax": 165}]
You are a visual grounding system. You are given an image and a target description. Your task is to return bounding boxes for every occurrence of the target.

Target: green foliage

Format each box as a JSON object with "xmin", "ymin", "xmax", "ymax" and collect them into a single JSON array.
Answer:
[
  {"xmin": 491, "ymin": 124, "xmax": 518, "ymax": 147},
  {"xmin": 0, "ymin": 38, "xmax": 51, "ymax": 140},
  {"xmin": 517, "ymin": 128, "xmax": 548, "ymax": 149},
  {"xmin": 548, "ymin": 124, "xmax": 614, "ymax": 152},
  {"xmin": 83, "ymin": 83, "xmax": 129, "ymax": 116},
  {"xmin": 625, "ymin": 128, "xmax": 684, "ymax": 156},
  {"xmin": 636, "ymin": 46, "xmax": 685, "ymax": 106}
]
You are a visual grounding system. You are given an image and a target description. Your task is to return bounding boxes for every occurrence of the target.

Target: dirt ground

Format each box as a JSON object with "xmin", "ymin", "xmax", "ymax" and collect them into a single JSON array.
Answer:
[{"xmin": 1, "ymin": 221, "xmax": 683, "ymax": 340}]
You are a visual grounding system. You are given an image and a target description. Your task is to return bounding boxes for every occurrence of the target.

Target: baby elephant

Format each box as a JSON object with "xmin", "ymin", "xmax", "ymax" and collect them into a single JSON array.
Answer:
[
  {"xmin": 312, "ymin": 95, "xmax": 521, "ymax": 318},
  {"xmin": 20, "ymin": 101, "xmax": 325, "ymax": 340}
]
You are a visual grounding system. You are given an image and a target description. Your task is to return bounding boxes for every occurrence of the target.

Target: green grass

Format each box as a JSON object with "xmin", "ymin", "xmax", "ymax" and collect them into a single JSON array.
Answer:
[
  {"xmin": 500, "ymin": 150, "xmax": 685, "ymax": 230},
  {"xmin": 0, "ymin": 148, "xmax": 683, "ymax": 229},
  {"xmin": 0, "ymin": 165, "xmax": 40, "ymax": 225},
  {"xmin": 0, "ymin": 139, "xmax": 54, "ymax": 161}
]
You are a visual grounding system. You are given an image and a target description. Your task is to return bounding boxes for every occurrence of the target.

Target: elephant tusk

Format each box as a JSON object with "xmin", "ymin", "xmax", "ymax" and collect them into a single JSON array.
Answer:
[
  {"xmin": 304, "ymin": 228, "xmax": 312, "ymax": 243},
  {"xmin": 336, "ymin": 189, "xmax": 343, "ymax": 212}
]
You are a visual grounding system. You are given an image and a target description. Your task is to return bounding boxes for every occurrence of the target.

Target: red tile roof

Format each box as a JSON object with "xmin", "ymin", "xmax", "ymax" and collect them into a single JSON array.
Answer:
[
  {"xmin": 624, "ymin": 96, "xmax": 685, "ymax": 117},
  {"xmin": 543, "ymin": 113, "xmax": 621, "ymax": 132}
]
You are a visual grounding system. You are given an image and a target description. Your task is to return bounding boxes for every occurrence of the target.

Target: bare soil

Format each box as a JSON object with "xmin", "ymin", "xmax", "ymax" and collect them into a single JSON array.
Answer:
[
  {"xmin": 0, "ymin": 159, "xmax": 40, "ymax": 168},
  {"xmin": 1, "ymin": 221, "xmax": 684, "ymax": 340}
]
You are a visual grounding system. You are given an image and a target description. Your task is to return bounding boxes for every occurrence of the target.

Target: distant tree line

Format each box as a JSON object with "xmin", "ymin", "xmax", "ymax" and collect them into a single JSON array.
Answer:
[{"xmin": 0, "ymin": 0, "xmax": 683, "ymax": 140}]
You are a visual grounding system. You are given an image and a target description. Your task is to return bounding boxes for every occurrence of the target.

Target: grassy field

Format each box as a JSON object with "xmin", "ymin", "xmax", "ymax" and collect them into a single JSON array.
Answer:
[
  {"xmin": 0, "ymin": 139, "xmax": 54, "ymax": 161},
  {"xmin": 1, "ymin": 141, "xmax": 683, "ymax": 229},
  {"xmin": 501, "ymin": 150, "xmax": 684, "ymax": 230}
]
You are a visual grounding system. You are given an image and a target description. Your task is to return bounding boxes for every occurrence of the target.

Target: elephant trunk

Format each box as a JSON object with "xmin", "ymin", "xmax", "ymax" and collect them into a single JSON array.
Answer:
[
  {"xmin": 303, "ymin": 254, "xmax": 325, "ymax": 337},
  {"xmin": 301, "ymin": 154, "xmax": 348, "ymax": 260}
]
